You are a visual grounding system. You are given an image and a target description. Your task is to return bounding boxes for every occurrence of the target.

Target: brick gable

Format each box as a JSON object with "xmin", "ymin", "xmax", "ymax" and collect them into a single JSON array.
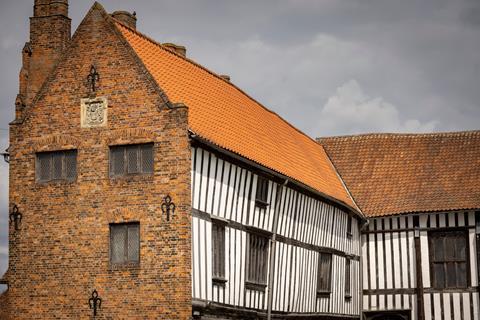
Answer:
[{"xmin": 7, "ymin": 3, "xmax": 191, "ymax": 318}]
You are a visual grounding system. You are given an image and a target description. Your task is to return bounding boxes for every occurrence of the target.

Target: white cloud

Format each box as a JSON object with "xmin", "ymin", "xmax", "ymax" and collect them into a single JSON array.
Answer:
[{"xmin": 318, "ymin": 79, "xmax": 438, "ymax": 135}]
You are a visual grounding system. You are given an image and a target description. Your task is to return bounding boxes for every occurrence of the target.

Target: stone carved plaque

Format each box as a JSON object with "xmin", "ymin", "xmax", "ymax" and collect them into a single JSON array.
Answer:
[{"xmin": 81, "ymin": 97, "xmax": 108, "ymax": 128}]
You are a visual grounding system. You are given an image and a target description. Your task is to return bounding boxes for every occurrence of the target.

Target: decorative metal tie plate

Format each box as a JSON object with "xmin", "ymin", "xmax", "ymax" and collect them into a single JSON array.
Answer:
[
  {"xmin": 88, "ymin": 289, "xmax": 102, "ymax": 316},
  {"xmin": 161, "ymin": 195, "xmax": 176, "ymax": 221}
]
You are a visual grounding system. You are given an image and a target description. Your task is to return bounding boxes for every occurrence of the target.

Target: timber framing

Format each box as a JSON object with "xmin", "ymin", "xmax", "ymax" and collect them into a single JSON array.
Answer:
[
  {"xmin": 193, "ymin": 208, "xmax": 361, "ymax": 261},
  {"xmin": 189, "ymin": 132, "xmax": 364, "ymax": 221},
  {"xmin": 192, "ymin": 299, "xmax": 360, "ymax": 319}
]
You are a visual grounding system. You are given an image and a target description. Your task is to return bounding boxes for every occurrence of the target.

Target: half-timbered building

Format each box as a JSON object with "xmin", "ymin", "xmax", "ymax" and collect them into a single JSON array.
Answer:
[
  {"xmin": 1, "ymin": 1, "xmax": 478, "ymax": 320},
  {"xmin": 320, "ymin": 132, "xmax": 480, "ymax": 320},
  {"xmin": 1, "ymin": 1, "xmax": 364, "ymax": 319}
]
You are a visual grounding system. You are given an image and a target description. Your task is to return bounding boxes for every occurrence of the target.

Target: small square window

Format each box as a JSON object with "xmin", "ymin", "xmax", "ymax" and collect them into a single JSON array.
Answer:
[
  {"xmin": 110, "ymin": 223, "xmax": 140, "ymax": 265},
  {"xmin": 110, "ymin": 144, "xmax": 154, "ymax": 177},
  {"xmin": 36, "ymin": 150, "xmax": 77, "ymax": 183}
]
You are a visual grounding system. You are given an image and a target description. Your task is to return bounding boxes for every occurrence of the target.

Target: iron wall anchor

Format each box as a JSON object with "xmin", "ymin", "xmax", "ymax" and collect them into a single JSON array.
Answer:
[
  {"xmin": 9, "ymin": 204, "xmax": 22, "ymax": 231},
  {"xmin": 161, "ymin": 195, "xmax": 176, "ymax": 221},
  {"xmin": 88, "ymin": 289, "xmax": 102, "ymax": 316}
]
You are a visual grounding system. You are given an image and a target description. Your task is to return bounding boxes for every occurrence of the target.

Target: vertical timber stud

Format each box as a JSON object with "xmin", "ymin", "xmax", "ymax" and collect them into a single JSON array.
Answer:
[
  {"xmin": 267, "ymin": 180, "xmax": 287, "ymax": 320},
  {"xmin": 413, "ymin": 215, "xmax": 424, "ymax": 320},
  {"xmin": 476, "ymin": 211, "xmax": 480, "ymax": 288}
]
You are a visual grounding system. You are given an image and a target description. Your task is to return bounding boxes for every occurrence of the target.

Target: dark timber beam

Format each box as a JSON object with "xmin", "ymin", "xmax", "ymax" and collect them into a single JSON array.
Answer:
[
  {"xmin": 413, "ymin": 216, "xmax": 424, "ymax": 320},
  {"xmin": 476, "ymin": 211, "xmax": 480, "ymax": 295},
  {"xmin": 192, "ymin": 298, "xmax": 361, "ymax": 319}
]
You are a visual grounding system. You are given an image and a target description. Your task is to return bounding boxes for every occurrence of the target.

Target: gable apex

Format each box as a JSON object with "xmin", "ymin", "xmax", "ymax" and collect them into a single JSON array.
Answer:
[{"xmin": 14, "ymin": 0, "xmax": 174, "ymax": 125}]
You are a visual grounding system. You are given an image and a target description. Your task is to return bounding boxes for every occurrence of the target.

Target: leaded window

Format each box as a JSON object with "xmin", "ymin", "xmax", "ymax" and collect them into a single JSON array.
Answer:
[
  {"xmin": 255, "ymin": 176, "xmax": 269, "ymax": 206},
  {"xmin": 110, "ymin": 223, "xmax": 140, "ymax": 265},
  {"xmin": 345, "ymin": 258, "xmax": 351, "ymax": 298},
  {"xmin": 36, "ymin": 150, "xmax": 77, "ymax": 183},
  {"xmin": 110, "ymin": 144, "xmax": 154, "ymax": 177},
  {"xmin": 212, "ymin": 223, "xmax": 225, "ymax": 279},
  {"xmin": 429, "ymin": 230, "xmax": 468, "ymax": 289},
  {"xmin": 317, "ymin": 252, "xmax": 332, "ymax": 294},
  {"xmin": 247, "ymin": 233, "xmax": 269, "ymax": 286},
  {"xmin": 347, "ymin": 215, "xmax": 353, "ymax": 238}
]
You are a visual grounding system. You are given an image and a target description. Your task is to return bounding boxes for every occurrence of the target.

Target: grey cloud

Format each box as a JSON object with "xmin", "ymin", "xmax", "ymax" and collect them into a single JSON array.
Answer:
[{"xmin": 460, "ymin": 6, "xmax": 480, "ymax": 27}]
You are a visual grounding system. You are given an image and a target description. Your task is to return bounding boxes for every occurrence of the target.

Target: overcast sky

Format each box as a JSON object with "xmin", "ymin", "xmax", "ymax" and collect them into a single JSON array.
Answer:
[{"xmin": 0, "ymin": 0, "xmax": 479, "ymax": 283}]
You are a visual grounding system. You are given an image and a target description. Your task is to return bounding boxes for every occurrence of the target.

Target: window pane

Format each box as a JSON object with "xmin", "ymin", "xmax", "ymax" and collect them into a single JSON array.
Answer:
[
  {"xmin": 52, "ymin": 152, "xmax": 63, "ymax": 180},
  {"xmin": 256, "ymin": 177, "xmax": 268, "ymax": 203},
  {"xmin": 318, "ymin": 253, "xmax": 332, "ymax": 292},
  {"xmin": 429, "ymin": 231, "xmax": 468, "ymax": 289},
  {"xmin": 446, "ymin": 262, "xmax": 457, "ymax": 288},
  {"xmin": 433, "ymin": 237, "xmax": 444, "ymax": 261},
  {"xmin": 213, "ymin": 225, "xmax": 218, "ymax": 276},
  {"xmin": 127, "ymin": 225, "xmax": 140, "ymax": 262},
  {"xmin": 457, "ymin": 262, "xmax": 467, "ymax": 287},
  {"xmin": 445, "ymin": 237, "xmax": 456, "ymax": 261},
  {"xmin": 127, "ymin": 146, "xmax": 139, "ymax": 174},
  {"xmin": 111, "ymin": 226, "xmax": 126, "ymax": 264},
  {"xmin": 111, "ymin": 147, "xmax": 124, "ymax": 176},
  {"xmin": 433, "ymin": 263, "xmax": 445, "ymax": 288},
  {"xmin": 65, "ymin": 151, "xmax": 77, "ymax": 180},
  {"xmin": 140, "ymin": 144, "xmax": 153, "ymax": 173},
  {"xmin": 212, "ymin": 224, "xmax": 225, "ymax": 278},
  {"xmin": 455, "ymin": 235, "xmax": 467, "ymax": 260},
  {"xmin": 260, "ymin": 237, "xmax": 268, "ymax": 283},
  {"xmin": 249, "ymin": 235, "xmax": 257, "ymax": 282},
  {"xmin": 345, "ymin": 259, "xmax": 351, "ymax": 296},
  {"xmin": 248, "ymin": 234, "xmax": 268, "ymax": 285},
  {"xmin": 38, "ymin": 153, "xmax": 51, "ymax": 181}
]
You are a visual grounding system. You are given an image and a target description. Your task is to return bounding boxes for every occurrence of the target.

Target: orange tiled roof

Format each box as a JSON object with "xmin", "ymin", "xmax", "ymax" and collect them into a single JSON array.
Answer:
[
  {"xmin": 318, "ymin": 131, "xmax": 480, "ymax": 217},
  {"xmin": 114, "ymin": 21, "xmax": 356, "ymax": 210}
]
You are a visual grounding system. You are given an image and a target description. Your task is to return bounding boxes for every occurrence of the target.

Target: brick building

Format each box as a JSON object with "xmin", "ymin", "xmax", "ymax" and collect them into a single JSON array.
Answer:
[{"xmin": 0, "ymin": 1, "xmax": 478, "ymax": 320}]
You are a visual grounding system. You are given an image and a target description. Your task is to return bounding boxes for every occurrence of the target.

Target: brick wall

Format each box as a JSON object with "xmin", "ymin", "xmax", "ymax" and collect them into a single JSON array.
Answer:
[
  {"xmin": 0, "ymin": 291, "xmax": 8, "ymax": 318},
  {"xmin": 6, "ymin": 4, "xmax": 191, "ymax": 319},
  {"xmin": 24, "ymin": 0, "xmax": 71, "ymax": 105}
]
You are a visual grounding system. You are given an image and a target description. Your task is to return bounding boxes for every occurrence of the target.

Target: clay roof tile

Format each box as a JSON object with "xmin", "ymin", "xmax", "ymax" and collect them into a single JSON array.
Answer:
[
  {"xmin": 318, "ymin": 131, "xmax": 480, "ymax": 217},
  {"xmin": 115, "ymin": 21, "xmax": 357, "ymax": 210}
]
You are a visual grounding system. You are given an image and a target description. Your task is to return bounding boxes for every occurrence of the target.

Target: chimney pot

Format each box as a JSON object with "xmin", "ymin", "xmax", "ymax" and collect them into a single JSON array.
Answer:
[
  {"xmin": 25, "ymin": 0, "xmax": 71, "ymax": 105},
  {"xmin": 162, "ymin": 43, "xmax": 187, "ymax": 57},
  {"xmin": 220, "ymin": 75, "xmax": 231, "ymax": 81},
  {"xmin": 111, "ymin": 11, "xmax": 137, "ymax": 29},
  {"xmin": 34, "ymin": 0, "xmax": 68, "ymax": 17}
]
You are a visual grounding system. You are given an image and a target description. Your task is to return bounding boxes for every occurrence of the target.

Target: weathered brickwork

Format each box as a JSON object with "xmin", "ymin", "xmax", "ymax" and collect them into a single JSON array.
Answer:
[
  {"xmin": 4, "ymin": 2, "xmax": 192, "ymax": 319},
  {"xmin": 22, "ymin": 0, "xmax": 71, "ymax": 105}
]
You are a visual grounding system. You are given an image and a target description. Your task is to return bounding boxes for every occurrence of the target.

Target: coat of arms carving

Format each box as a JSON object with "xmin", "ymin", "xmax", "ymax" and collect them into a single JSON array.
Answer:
[{"xmin": 81, "ymin": 97, "xmax": 108, "ymax": 128}]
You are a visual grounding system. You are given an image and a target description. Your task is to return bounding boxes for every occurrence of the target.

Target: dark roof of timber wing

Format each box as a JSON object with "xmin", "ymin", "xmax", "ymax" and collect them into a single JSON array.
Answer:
[{"xmin": 318, "ymin": 130, "xmax": 480, "ymax": 217}]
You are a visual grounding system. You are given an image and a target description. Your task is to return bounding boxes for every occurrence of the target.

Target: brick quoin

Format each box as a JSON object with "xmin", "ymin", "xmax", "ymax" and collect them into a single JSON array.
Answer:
[{"xmin": 3, "ymin": 1, "xmax": 192, "ymax": 319}]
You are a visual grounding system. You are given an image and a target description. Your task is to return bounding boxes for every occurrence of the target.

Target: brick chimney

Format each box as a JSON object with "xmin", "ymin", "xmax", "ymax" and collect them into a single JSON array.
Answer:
[
  {"xmin": 111, "ymin": 11, "xmax": 137, "ymax": 29},
  {"xmin": 162, "ymin": 43, "xmax": 187, "ymax": 57},
  {"xmin": 19, "ymin": 0, "xmax": 71, "ymax": 106}
]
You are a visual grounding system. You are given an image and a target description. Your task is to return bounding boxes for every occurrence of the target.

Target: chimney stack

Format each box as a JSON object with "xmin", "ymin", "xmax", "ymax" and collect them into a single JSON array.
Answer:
[
  {"xmin": 162, "ymin": 43, "xmax": 187, "ymax": 57},
  {"xmin": 111, "ymin": 11, "xmax": 137, "ymax": 29},
  {"xmin": 220, "ymin": 75, "xmax": 231, "ymax": 82},
  {"xmin": 20, "ymin": 0, "xmax": 71, "ymax": 105}
]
